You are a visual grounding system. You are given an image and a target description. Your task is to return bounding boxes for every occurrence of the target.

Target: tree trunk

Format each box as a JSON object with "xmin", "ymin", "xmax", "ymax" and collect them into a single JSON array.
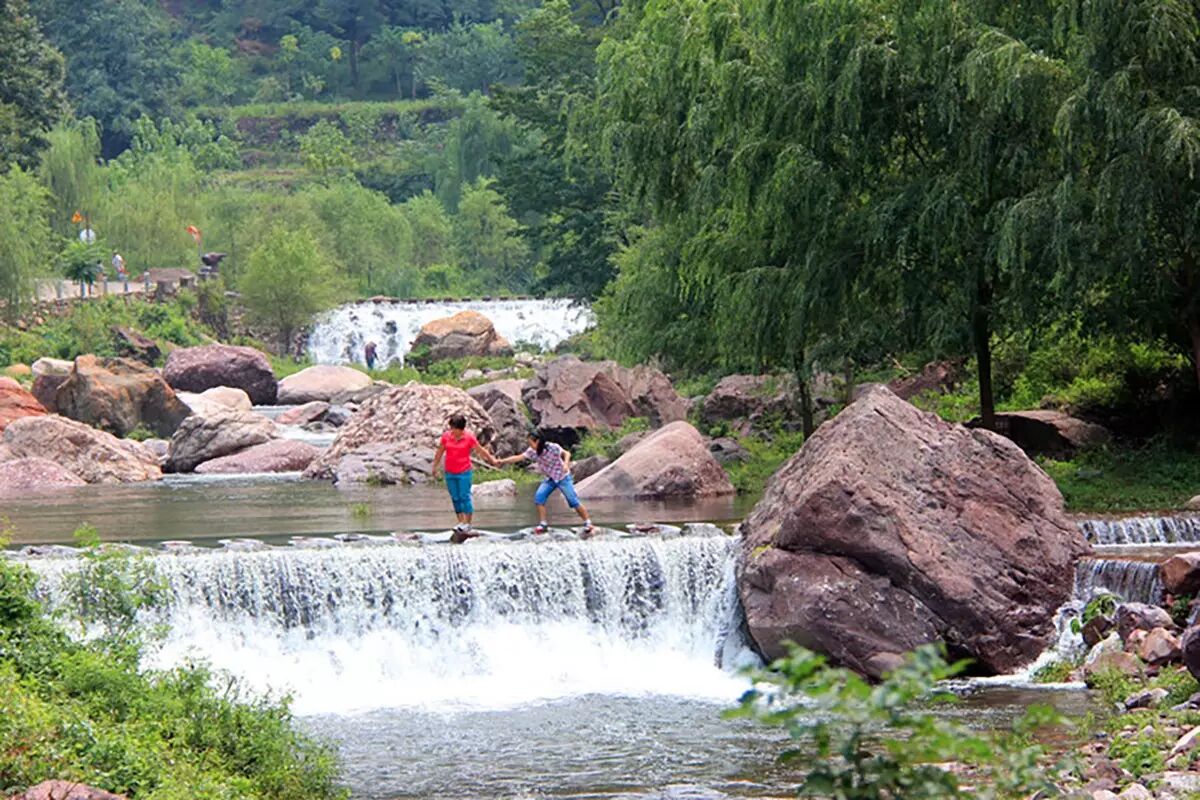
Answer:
[
  {"xmin": 973, "ymin": 277, "xmax": 995, "ymax": 429},
  {"xmin": 798, "ymin": 377, "xmax": 815, "ymax": 437},
  {"xmin": 1188, "ymin": 307, "xmax": 1200, "ymax": 396}
]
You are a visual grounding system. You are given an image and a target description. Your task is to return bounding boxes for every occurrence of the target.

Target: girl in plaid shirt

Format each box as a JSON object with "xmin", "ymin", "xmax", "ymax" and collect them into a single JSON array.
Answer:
[{"xmin": 496, "ymin": 429, "xmax": 594, "ymax": 535}]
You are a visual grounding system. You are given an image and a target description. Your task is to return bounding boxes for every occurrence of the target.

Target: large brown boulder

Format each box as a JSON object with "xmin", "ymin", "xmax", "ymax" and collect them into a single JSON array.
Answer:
[
  {"xmin": 411, "ymin": 310, "xmax": 512, "ymax": 363},
  {"xmin": 167, "ymin": 408, "xmax": 278, "ymax": 472},
  {"xmin": 305, "ymin": 383, "xmax": 493, "ymax": 484},
  {"xmin": 522, "ymin": 357, "xmax": 686, "ymax": 442},
  {"xmin": 576, "ymin": 421, "xmax": 735, "ymax": 499},
  {"xmin": 1183, "ymin": 626, "xmax": 1200, "ymax": 683},
  {"xmin": 55, "ymin": 355, "xmax": 190, "ymax": 438},
  {"xmin": 194, "ymin": 439, "xmax": 320, "ymax": 475},
  {"xmin": 0, "ymin": 458, "xmax": 86, "ymax": 496},
  {"xmin": 973, "ymin": 410, "xmax": 1111, "ymax": 458},
  {"xmin": 738, "ymin": 386, "xmax": 1090, "ymax": 679},
  {"xmin": 701, "ymin": 374, "xmax": 800, "ymax": 434},
  {"xmin": 3, "ymin": 415, "xmax": 161, "ymax": 483},
  {"xmin": 163, "ymin": 344, "xmax": 277, "ymax": 404},
  {"xmin": 468, "ymin": 379, "xmax": 529, "ymax": 457},
  {"xmin": 30, "ymin": 357, "xmax": 73, "ymax": 412},
  {"xmin": 277, "ymin": 364, "xmax": 372, "ymax": 404},
  {"xmin": 0, "ymin": 382, "xmax": 46, "ymax": 432}
]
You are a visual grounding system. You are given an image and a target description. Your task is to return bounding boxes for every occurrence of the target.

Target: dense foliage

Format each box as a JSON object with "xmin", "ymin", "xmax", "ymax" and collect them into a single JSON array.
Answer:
[{"xmin": 0, "ymin": 535, "xmax": 344, "ymax": 799}]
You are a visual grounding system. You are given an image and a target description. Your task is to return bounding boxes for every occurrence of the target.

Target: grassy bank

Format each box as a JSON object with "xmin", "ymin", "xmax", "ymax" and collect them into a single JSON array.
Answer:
[
  {"xmin": 0, "ymin": 535, "xmax": 344, "ymax": 800},
  {"xmin": 1039, "ymin": 443, "xmax": 1200, "ymax": 514}
]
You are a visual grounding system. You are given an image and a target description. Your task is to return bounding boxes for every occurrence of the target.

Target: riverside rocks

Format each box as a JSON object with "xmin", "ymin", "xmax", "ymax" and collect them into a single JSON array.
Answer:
[
  {"xmin": 701, "ymin": 374, "xmax": 800, "ymax": 434},
  {"xmin": 411, "ymin": 310, "xmax": 513, "ymax": 362},
  {"xmin": 30, "ymin": 357, "xmax": 73, "ymax": 412},
  {"xmin": 1116, "ymin": 603, "xmax": 1176, "ymax": 643},
  {"xmin": 277, "ymin": 401, "xmax": 331, "ymax": 425},
  {"xmin": 0, "ymin": 458, "xmax": 86, "ymax": 496},
  {"xmin": 194, "ymin": 439, "xmax": 320, "ymax": 474},
  {"xmin": 2, "ymin": 415, "xmax": 161, "ymax": 483},
  {"xmin": 576, "ymin": 421, "xmax": 735, "ymax": 500},
  {"xmin": 0, "ymin": 382, "xmax": 46, "ymax": 431},
  {"xmin": 1162, "ymin": 552, "xmax": 1200, "ymax": 596},
  {"xmin": 468, "ymin": 379, "xmax": 528, "ymax": 457},
  {"xmin": 55, "ymin": 355, "xmax": 190, "ymax": 438},
  {"xmin": 1182, "ymin": 627, "xmax": 1200, "ymax": 682},
  {"xmin": 167, "ymin": 408, "xmax": 278, "ymax": 472},
  {"xmin": 738, "ymin": 385, "xmax": 1090, "ymax": 678},
  {"xmin": 522, "ymin": 357, "xmax": 686, "ymax": 441},
  {"xmin": 176, "ymin": 386, "xmax": 253, "ymax": 417},
  {"xmin": 277, "ymin": 365, "xmax": 372, "ymax": 404},
  {"xmin": 163, "ymin": 344, "xmax": 278, "ymax": 404},
  {"xmin": 9, "ymin": 781, "xmax": 127, "ymax": 800},
  {"xmin": 305, "ymin": 384, "xmax": 493, "ymax": 484},
  {"xmin": 978, "ymin": 409, "xmax": 1112, "ymax": 458}
]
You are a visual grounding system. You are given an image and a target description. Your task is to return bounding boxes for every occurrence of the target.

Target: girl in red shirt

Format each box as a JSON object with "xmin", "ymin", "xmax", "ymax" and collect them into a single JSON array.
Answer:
[{"xmin": 432, "ymin": 414, "xmax": 497, "ymax": 534}]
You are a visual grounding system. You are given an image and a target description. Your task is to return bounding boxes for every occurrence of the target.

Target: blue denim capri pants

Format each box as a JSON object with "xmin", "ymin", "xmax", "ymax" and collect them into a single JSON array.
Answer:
[
  {"xmin": 534, "ymin": 475, "xmax": 581, "ymax": 509},
  {"xmin": 445, "ymin": 470, "xmax": 474, "ymax": 514}
]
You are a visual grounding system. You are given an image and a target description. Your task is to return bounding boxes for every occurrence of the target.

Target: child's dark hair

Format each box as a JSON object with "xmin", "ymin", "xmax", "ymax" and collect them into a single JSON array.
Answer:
[
  {"xmin": 529, "ymin": 427, "xmax": 549, "ymax": 455},
  {"xmin": 449, "ymin": 414, "xmax": 467, "ymax": 430}
]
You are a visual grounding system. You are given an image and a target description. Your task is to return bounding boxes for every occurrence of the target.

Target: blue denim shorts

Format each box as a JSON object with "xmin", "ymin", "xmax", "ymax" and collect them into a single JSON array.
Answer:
[
  {"xmin": 534, "ymin": 475, "xmax": 581, "ymax": 509},
  {"xmin": 445, "ymin": 470, "xmax": 473, "ymax": 514}
]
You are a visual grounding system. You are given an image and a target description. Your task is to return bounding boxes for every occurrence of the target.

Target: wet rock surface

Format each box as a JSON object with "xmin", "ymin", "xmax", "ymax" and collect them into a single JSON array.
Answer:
[
  {"xmin": 163, "ymin": 343, "xmax": 278, "ymax": 404},
  {"xmin": 168, "ymin": 408, "xmax": 278, "ymax": 472},
  {"xmin": 55, "ymin": 355, "xmax": 190, "ymax": 438},
  {"xmin": 3, "ymin": 414, "xmax": 161, "ymax": 483}
]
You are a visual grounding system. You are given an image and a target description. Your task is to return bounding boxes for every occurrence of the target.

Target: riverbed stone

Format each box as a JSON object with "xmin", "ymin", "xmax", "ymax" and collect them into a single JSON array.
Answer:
[
  {"xmin": 571, "ymin": 454, "xmax": 610, "ymax": 482},
  {"xmin": 30, "ymin": 356, "xmax": 73, "ymax": 412},
  {"xmin": 1163, "ymin": 552, "xmax": 1200, "ymax": 596},
  {"xmin": 163, "ymin": 343, "xmax": 278, "ymax": 404},
  {"xmin": 194, "ymin": 439, "xmax": 320, "ymax": 475},
  {"xmin": 0, "ymin": 381, "xmax": 46, "ymax": 432},
  {"xmin": 1182, "ymin": 627, "xmax": 1200, "ymax": 682},
  {"xmin": 468, "ymin": 379, "xmax": 528, "ymax": 457},
  {"xmin": 976, "ymin": 409, "xmax": 1112, "ymax": 458},
  {"xmin": 701, "ymin": 373, "xmax": 801, "ymax": 435},
  {"xmin": 1139, "ymin": 627, "xmax": 1182, "ymax": 665},
  {"xmin": 277, "ymin": 364, "xmax": 372, "ymax": 404},
  {"xmin": 305, "ymin": 383, "xmax": 493, "ymax": 484},
  {"xmin": 1159, "ymin": 770, "xmax": 1200, "ymax": 799},
  {"xmin": 738, "ymin": 385, "xmax": 1091, "ymax": 678},
  {"xmin": 11, "ymin": 780, "xmax": 127, "ymax": 800},
  {"xmin": 1083, "ymin": 614, "xmax": 1116, "ymax": 648},
  {"xmin": 1116, "ymin": 603, "xmax": 1176, "ymax": 643},
  {"xmin": 167, "ymin": 408, "xmax": 278, "ymax": 472},
  {"xmin": 277, "ymin": 401, "xmax": 331, "ymax": 426},
  {"xmin": 2, "ymin": 414, "xmax": 161, "ymax": 483},
  {"xmin": 0, "ymin": 457, "xmax": 86, "ymax": 496},
  {"xmin": 411, "ymin": 310, "xmax": 512, "ymax": 363},
  {"xmin": 473, "ymin": 478, "xmax": 518, "ymax": 499},
  {"xmin": 1124, "ymin": 687, "xmax": 1169, "ymax": 710},
  {"xmin": 55, "ymin": 355, "xmax": 190, "ymax": 438},
  {"xmin": 577, "ymin": 421, "xmax": 735, "ymax": 500}
]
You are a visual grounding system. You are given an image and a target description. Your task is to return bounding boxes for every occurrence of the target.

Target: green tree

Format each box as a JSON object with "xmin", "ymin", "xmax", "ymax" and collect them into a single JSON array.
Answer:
[
  {"xmin": 30, "ymin": 0, "xmax": 181, "ymax": 155},
  {"xmin": 416, "ymin": 20, "xmax": 521, "ymax": 96},
  {"xmin": 454, "ymin": 177, "xmax": 530, "ymax": 291},
  {"xmin": 0, "ymin": 0, "xmax": 67, "ymax": 170},
  {"xmin": 400, "ymin": 190, "xmax": 456, "ymax": 270},
  {"xmin": 241, "ymin": 228, "xmax": 343, "ymax": 353},
  {"xmin": 1039, "ymin": 0, "xmax": 1200, "ymax": 397},
  {"xmin": 299, "ymin": 119, "xmax": 358, "ymax": 181},
  {"xmin": 178, "ymin": 41, "xmax": 241, "ymax": 106},
  {"xmin": 303, "ymin": 181, "xmax": 415, "ymax": 294},
  {"xmin": 362, "ymin": 25, "xmax": 424, "ymax": 97},
  {"xmin": 434, "ymin": 92, "xmax": 525, "ymax": 210},
  {"xmin": 0, "ymin": 166, "xmax": 54, "ymax": 320},
  {"xmin": 38, "ymin": 118, "xmax": 102, "ymax": 237}
]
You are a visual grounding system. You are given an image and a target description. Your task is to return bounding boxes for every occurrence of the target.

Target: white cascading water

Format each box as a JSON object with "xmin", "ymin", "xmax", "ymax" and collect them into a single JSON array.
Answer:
[
  {"xmin": 1078, "ymin": 515, "xmax": 1200, "ymax": 545},
  {"xmin": 306, "ymin": 298, "xmax": 595, "ymax": 367},
  {"xmin": 1073, "ymin": 557, "xmax": 1165, "ymax": 605},
  {"xmin": 28, "ymin": 533, "xmax": 754, "ymax": 716}
]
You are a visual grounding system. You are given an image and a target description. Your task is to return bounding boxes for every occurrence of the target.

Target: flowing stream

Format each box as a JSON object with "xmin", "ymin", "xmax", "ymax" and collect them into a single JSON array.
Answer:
[{"xmin": 307, "ymin": 298, "xmax": 594, "ymax": 367}]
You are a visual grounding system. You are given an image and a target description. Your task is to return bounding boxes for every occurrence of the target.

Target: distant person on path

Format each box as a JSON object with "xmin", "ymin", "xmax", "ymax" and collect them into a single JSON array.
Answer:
[
  {"xmin": 496, "ymin": 430, "xmax": 594, "ymax": 535},
  {"xmin": 432, "ymin": 414, "xmax": 498, "ymax": 535},
  {"xmin": 364, "ymin": 341, "xmax": 377, "ymax": 370},
  {"xmin": 111, "ymin": 251, "xmax": 127, "ymax": 292}
]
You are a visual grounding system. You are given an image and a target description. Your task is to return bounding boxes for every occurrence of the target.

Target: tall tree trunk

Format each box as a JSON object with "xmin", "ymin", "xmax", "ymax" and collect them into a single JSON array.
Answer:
[
  {"xmin": 1188, "ymin": 309, "xmax": 1200, "ymax": 394},
  {"xmin": 973, "ymin": 277, "xmax": 995, "ymax": 429},
  {"xmin": 798, "ymin": 377, "xmax": 815, "ymax": 437},
  {"xmin": 1184, "ymin": 253, "xmax": 1200, "ymax": 395}
]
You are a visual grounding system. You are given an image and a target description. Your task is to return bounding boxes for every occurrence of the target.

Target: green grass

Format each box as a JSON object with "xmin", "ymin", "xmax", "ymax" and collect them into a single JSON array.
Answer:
[
  {"xmin": 1039, "ymin": 441, "xmax": 1200, "ymax": 513},
  {"xmin": 574, "ymin": 418, "xmax": 651, "ymax": 460},
  {"xmin": 724, "ymin": 431, "xmax": 806, "ymax": 495}
]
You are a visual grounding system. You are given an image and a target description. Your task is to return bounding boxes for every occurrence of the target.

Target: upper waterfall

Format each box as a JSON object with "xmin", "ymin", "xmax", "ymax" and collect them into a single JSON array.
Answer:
[{"xmin": 306, "ymin": 298, "xmax": 594, "ymax": 367}]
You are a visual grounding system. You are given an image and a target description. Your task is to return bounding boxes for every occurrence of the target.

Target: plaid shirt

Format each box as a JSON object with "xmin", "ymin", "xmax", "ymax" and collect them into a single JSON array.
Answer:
[{"xmin": 525, "ymin": 442, "xmax": 569, "ymax": 481}]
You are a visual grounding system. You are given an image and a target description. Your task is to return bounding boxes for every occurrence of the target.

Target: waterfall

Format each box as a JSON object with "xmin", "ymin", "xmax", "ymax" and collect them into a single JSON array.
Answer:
[
  {"xmin": 1073, "ymin": 558, "xmax": 1164, "ymax": 605},
  {"xmin": 28, "ymin": 532, "xmax": 753, "ymax": 715},
  {"xmin": 306, "ymin": 298, "xmax": 595, "ymax": 367},
  {"xmin": 1078, "ymin": 515, "xmax": 1200, "ymax": 545}
]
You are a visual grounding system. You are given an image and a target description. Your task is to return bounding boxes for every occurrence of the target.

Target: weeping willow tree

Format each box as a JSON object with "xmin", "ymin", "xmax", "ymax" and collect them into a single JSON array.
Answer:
[
  {"xmin": 0, "ymin": 166, "xmax": 54, "ymax": 321},
  {"xmin": 38, "ymin": 118, "xmax": 102, "ymax": 237},
  {"xmin": 592, "ymin": 0, "xmax": 1070, "ymax": 428},
  {"xmin": 1041, "ymin": 0, "xmax": 1200, "ymax": 392}
]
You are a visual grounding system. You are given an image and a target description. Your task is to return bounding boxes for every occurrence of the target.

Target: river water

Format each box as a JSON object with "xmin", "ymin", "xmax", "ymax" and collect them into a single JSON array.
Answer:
[{"xmin": 8, "ymin": 475, "xmax": 1099, "ymax": 800}]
